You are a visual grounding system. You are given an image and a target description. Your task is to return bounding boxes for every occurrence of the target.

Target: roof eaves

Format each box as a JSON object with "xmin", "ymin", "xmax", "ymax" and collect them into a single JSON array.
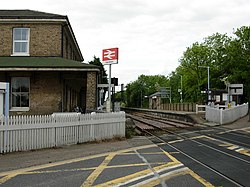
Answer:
[
  {"xmin": 0, "ymin": 67, "xmax": 100, "ymax": 72},
  {"xmin": 0, "ymin": 57, "xmax": 98, "ymax": 70},
  {"xmin": 0, "ymin": 9, "xmax": 67, "ymax": 19},
  {"xmin": 65, "ymin": 17, "xmax": 84, "ymax": 61}
]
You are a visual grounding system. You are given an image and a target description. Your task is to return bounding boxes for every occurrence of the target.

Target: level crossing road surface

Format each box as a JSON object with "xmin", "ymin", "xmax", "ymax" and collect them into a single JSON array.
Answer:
[
  {"xmin": 0, "ymin": 117, "xmax": 249, "ymax": 186},
  {"xmin": 0, "ymin": 140, "xmax": 211, "ymax": 187}
]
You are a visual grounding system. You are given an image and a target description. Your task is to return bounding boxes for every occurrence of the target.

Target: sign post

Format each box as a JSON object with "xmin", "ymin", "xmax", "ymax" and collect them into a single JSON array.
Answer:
[{"xmin": 102, "ymin": 48, "xmax": 119, "ymax": 112}]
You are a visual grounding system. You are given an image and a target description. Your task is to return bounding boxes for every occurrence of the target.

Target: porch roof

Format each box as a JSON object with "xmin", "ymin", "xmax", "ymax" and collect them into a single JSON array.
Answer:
[
  {"xmin": 149, "ymin": 92, "xmax": 161, "ymax": 98},
  {"xmin": 0, "ymin": 57, "xmax": 100, "ymax": 72}
]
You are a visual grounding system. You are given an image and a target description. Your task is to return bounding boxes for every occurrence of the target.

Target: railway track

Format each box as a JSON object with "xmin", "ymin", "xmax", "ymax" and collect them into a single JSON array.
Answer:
[
  {"xmin": 127, "ymin": 112, "xmax": 250, "ymax": 148},
  {"xmin": 126, "ymin": 112, "xmax": 197, "ymax": 131},
  {"xmin": 126, "ymin": 112, "xmax": 250, "ymax": 186}
]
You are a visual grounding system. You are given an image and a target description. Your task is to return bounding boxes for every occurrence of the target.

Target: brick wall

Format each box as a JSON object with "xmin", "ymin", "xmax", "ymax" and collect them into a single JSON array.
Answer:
[
  {"xmin": 62, "ymin": 27, "xmax": 82, "ymax": 61},
  {"xmin": 1, "ymin": 72, "xmax": 62, "ymax": 115},
  {"xmin": 0, "ymin": 23, "xmax": 62, "ymax": 57},
  {"xmin": 29, "ymin": 72, "xmax": 62, "ymax": 115},
  {"xmin": 86, "ymin": 72, "xmax": 97, "ymax": 109},
  {"xmin": 29, "ymin": 24, "xmax": 61, "ymax": 56},
  {"xmin": 0, "ymin": 24, "xmax": 12, "ymax": 56}
]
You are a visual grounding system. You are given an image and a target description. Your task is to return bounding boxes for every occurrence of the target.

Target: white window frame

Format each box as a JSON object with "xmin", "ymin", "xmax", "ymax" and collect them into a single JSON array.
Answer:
[
  {"xmin": 12, "ymin": 28, "xmax": 30, "ymax": 56},
  {"xmin": 10, "ymin": 77, "xmax": 30, "ymax": 112}
]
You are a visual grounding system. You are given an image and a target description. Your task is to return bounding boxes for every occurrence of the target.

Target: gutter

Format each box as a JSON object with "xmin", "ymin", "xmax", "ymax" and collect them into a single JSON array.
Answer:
[
  {"xmin": 0, "ymin": 18, "xmax": 67, "ymax": 23},
  {"xmin": 0, "ymin": 68, "xmax": 100, "ymax": 72}
]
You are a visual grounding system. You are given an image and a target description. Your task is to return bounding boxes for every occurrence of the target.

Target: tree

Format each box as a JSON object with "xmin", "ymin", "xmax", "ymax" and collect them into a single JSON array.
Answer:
[
  {"xmin": 227, "ymin": 26, "xmax": 250, "ymax": 102},
  {"xmin": 126, "ymin": 75, "xmax": 169, "ymax": 108},
  {"xmin": 88, "ymin": 56, "xmax": 108, "ymax": 105},
  {"xmin": 176, "ymin": 27, "xmax": 249, "ymax": 104},
  {"xmin": 203, "ymin": 33, "xmax": 232, "ymax": 89},
  {"xmin": 88, "ymin": 56, "xmax": 108, "ymax": 84},
  {"xmin": 178, "ymin": 42, "xmax": 211, "ymax": 103}
]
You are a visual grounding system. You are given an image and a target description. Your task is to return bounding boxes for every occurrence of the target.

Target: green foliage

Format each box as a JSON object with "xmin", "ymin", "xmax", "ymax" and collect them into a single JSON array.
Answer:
[
  {"xmin": 227, "ymin": 27, "xmax": 250, "ymax": 100},
  {"xmin": 88, "ymin": 56, "xmax": 108, "ymax": 105},
  {"xmin": 126, "ymin": 75, "xmax": 169, "ymax": 107},
  {"xmin": 88, "ymin": 56, "xmax": 108, "ymax": 84},
  {"xmin": 179, "ymin": 42, "xmax": 211, "ymax": 102},
  {"xmin": 177, "ymin": 27, "xmax": 250, "ymax": 103}
]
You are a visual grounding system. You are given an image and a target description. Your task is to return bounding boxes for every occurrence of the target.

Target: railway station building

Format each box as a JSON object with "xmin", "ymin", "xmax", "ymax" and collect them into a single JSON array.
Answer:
[{"xmin": 0, "ymin": 10, "xmax": 99, "ymax": 115}]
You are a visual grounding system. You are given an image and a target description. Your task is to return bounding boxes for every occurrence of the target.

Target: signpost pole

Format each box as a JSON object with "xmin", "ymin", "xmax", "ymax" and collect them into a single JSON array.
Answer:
[
  {"xmin": 198, "ymin": 66, "xmax": 210, "ymax": 105},
  {"xmin": 180, "ymin": 75, "xmax": 183, "ymax": 103},
  {"xmin": 102, "ymin": 47, "xmax": 118, "ymax": 112},
  {"xmin": 108, "ymin": 64, "xmax": 112, "ymax": 112},
  {"xmin": 208, "ymin": 66, "xmax": 210, "ymax": 105}
]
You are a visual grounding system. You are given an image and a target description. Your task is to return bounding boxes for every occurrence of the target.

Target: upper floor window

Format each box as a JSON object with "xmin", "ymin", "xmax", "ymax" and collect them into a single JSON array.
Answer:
[{"xmin": 12, "ymin": 28, "xmax": 30, "ymax": 56}]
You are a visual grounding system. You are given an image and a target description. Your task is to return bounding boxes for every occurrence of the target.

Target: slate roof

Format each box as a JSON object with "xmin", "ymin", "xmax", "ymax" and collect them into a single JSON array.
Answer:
[
  {"xmin": 149, "ymin": 92, "xmax": 161, "ymax": 98},
  {"xmin": 0, "ymin": 57, "xmax": 99, "ymax": 71},
  {"xmin": 0, "ymin": 10, "xmax": 66, "ymax": 19}
]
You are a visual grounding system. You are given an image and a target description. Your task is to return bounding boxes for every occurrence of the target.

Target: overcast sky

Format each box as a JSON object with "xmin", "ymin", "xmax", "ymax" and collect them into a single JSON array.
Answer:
[{"xmin": 2, "ymin": 0, "xmax": 250, "ymax": 86}]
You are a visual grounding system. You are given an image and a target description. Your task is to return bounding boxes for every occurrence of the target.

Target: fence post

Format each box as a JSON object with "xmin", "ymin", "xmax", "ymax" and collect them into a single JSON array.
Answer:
[
  {"xmin": 220, "ymin": 108, "xmax": 223, "ymax": 125},
  {"xmin": 3, "ymin": 117, "xmax": 7, "ymax": 153},
  {"xmin": 53, "ymin": 116, "xmax": 57, "ymax": 147},
  {"xmin": 90, "ymin": 112, "xmax": 95, "ymax": 140}
]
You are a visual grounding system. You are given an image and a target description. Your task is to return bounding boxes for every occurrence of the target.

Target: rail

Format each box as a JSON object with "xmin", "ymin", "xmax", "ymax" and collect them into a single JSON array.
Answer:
[{"xmin": 122, "ymin": 107, "xmax": 196, "ymax": 124}]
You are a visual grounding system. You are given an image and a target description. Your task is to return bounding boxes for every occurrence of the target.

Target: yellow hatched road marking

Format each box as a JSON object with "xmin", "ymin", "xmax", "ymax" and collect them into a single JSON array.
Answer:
[
  {"xmin": 168, "ymin": 139, "xmax": 184, "ymax": 144},
  {"xmin": 0, "ymin": 144, "xmax": 160, "ymax": 186},
  {"xmin": 140, "ymin": 168, "xmax": 214, "ymax": 187},
  {"xmin": 219, "ymin": 143, "xmax": 233, "ymax": 147},
  {"xmin": 161, "ymin": 149, "xmax": 180, "ymax": 164},
  {"xmin": 190, "ymin": 135, "xmax": 206, "ymax": 139},
  {"xmin": 120, "ymin": 152, "xmax": 164, "ymax": 155},
  {"xmin": 189, "ymin": 135, "xmax": 216, "ymax": 141},
  {"xmin": 0, "ymin": 139, "xmax": 219, "ymax": 186},
  {"xmin": 188, "ymin": 169, "xmax": 214, "ymax": 187},
  {"xmin": 107, "ymin": 162, "xmax": 165, "ymax": 169},
  {"xmin": 81, "ymin": 152, "xmax": 116, "ymax": 187},
  {"xmin": 23, "ymin": 168, "xmax": 96, "ymax": 174},
  {"xmin": 238, "ymin": 149, "xmax": 250, "ymax": 157},
  {"xmin": 0, "ymin": 144, "xmax": 159, "ymax": 177},
  {"xmin": 95, "ymin": 146, "xmax": 181, "ymax": 187},
  {"xmin": 136, "ymin": 167, "xmax": 187, "ymax": 187},
  {"xmin": 219, "ymin": 143, "xmax": 250, "ymax": 157},
  {"xmin": 0, "ymin": 173, "xmax": 18, "ymax": 185},
  {"xmin": 94, "ymin": 162, "xmax": 179, "ymax": 187},
  {"xmin": 228, "ymin": 145, "xmax": 239, "ymax": 150}
]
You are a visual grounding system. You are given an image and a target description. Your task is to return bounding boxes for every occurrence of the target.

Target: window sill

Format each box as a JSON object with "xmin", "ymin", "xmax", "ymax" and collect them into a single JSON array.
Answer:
[
  {"xmin": 11, "ymin": 53, "xmax": 30, "ymax": 56},
  {"xmin": 10, "ymin": 107, "xmax": 30, "ymax": 112}
]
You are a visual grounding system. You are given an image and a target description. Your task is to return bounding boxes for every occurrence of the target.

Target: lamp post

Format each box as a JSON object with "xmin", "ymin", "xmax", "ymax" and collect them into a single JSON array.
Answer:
[
  {"xmin": 141, "ymin": 89, "xmax": 143, "ymax": 108},
  {"xmin": 180, "ymin": 75, "xmax": 183, "ymax": 103},
  {"xmin": 198, "ymin": 66, "xmax": 210, "ymax": 105},
  {"xmin": 177, "ymin": 75, "xmax": 183, "ymax": 103},
  {"xmin": 139, "ymin": 81, "xmax": 145, "ymax": 108}
]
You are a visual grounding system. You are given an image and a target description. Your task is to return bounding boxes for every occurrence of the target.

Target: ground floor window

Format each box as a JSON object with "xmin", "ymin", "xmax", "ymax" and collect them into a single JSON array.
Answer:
[{"xmin": 11, "ymin": 77, "xmax": 30, "ymax": 110}]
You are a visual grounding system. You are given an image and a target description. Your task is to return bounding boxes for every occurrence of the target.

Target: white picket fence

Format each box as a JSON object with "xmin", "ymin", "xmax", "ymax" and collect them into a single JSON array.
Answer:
[
  {"xmin": 0, "ymin": 112, "xmax": 126, "ymax": 153},
  {"xmin": 205, "ymin": 103, "xmax": 249, "ymax": 125}
]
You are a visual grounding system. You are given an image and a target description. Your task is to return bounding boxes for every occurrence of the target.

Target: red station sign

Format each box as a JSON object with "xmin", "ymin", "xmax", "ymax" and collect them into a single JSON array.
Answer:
[{"xmin": 102, "ymin": 48, "xmax": 119, "ymax": 64}]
